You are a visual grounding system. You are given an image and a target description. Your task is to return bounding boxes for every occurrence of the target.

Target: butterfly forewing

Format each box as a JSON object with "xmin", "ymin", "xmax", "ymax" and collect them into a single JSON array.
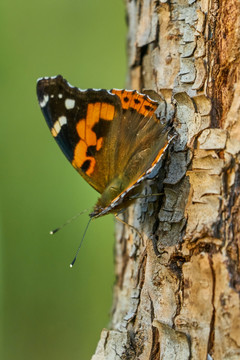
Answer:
[
  {"xmin": 37, "ymin": 75, "xmax": 172, "ymax": 217},
  {"xmin": 37, "ymin": 76, "xmax": 123, "ymax": 193}
]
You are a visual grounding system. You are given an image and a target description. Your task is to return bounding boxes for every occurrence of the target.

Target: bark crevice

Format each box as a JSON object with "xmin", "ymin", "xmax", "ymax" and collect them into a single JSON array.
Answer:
[{"xmin": 92, "ymin": 1, "xmax": 240, "ymax": 359}]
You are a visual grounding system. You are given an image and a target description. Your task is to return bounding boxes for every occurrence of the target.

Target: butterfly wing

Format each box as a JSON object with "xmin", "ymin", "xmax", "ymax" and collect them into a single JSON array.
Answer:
[
  {"xmin": 110, "ymin": 89, "xmax": 170, "ymax": 188},
  {"xmin": 37, "ymin": 76, "xmax": 123, "ymax": 194},
  {"xmin": 90, "ymin": 89, "xmax": 172, "ymax": 217},
  {"xmin": 37, "ymin": 76, "xmax": 172, "ymax": 217}
]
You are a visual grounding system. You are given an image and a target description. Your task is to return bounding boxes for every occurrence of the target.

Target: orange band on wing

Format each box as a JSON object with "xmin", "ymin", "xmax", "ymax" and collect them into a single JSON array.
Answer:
[
  {"xmin": 100, "ymin": 103, "xmax": 115, "ymax": 120},
  {"xmin": 72, "ymin": 140, "xmax": 96, "ymax": 176},
  {"xmin": 76, "ymin": 119, "xmax": 85, "ymax": 139},
  {"xmin": 96, "ymin": 137, "xmax": 103, "ymax": 151},
  {"xmin": 72, "ymin": 102, "xmax": 116, "ymax": 176},
  {"xmin": 111, "ymin": 89, "xmax": 158, "ymax": 117}
]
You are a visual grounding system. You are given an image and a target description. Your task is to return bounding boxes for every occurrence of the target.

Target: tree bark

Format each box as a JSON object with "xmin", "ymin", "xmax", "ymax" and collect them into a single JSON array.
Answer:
[{"xmin": 92, "ymin": 1, "xmax": 240, "ymax": 359}]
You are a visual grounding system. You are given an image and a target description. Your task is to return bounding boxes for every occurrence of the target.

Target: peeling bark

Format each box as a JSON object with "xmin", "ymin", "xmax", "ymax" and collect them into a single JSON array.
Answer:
[{"xmin": 92, "ymin": 1, "xmax": 240, "ymax": 359}]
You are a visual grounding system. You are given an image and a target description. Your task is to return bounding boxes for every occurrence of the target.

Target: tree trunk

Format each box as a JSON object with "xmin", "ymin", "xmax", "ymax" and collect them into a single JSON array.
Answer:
[{"xmin": 92, "ymin": 1, "xmax": 240, "ymax": 359}]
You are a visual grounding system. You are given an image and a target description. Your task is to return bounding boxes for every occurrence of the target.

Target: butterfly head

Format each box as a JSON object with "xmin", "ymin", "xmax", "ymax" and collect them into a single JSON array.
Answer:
[{"xmin": 90, "ymin": 176, "xmax": 144, "ymax": 218}]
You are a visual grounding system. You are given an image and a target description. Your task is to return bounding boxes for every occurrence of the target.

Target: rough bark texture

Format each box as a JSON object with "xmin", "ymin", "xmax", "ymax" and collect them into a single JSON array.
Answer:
[{"xmin": 92, "ymin": 1, "xmax": 240, "ymax": 359}]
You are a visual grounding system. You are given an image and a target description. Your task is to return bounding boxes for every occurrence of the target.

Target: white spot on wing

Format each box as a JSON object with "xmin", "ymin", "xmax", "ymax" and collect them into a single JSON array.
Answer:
[
  {"xmin": 59, "ymin": 116, "xmax": 67, "ymax": 126},
  {"xmin": 53, "ymin": 121, "xmax": 61, "ymax": 134},
  {"xmin": 65, "ymin": 98, "xmax": 75, "ymax": 109},
  {"xmin": 51, "ymin": 116, "xmax": 67, "ymax": 137},
  {"xmin": 58, "ymin": 93, "xmax": 63, "ymax": 99},
  {"xmin": 39, "ymin": 94, "xmax": 49, "ymax": 108}
]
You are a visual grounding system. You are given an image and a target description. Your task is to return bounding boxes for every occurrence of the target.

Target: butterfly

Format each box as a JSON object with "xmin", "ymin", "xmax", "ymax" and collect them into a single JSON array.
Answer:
[{"xmin": 37, "ymin": 75, "xmax": 173, "ymax": 220}]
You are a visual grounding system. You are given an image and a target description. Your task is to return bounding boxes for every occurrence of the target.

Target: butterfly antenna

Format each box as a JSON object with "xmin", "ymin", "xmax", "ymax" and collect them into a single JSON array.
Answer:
[
  {"xmin": 70, "ymin": 218, "xmax": 92, "ymax": 268},
  {"xmin": 50, "ymin": 209, "xmax": 89, "ymax": 235}
]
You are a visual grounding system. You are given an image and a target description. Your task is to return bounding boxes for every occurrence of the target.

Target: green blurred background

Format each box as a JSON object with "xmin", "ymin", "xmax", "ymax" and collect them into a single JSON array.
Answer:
[{"xmin": 1, "ymin": 1, "xmax": 127, "ymax": 359}]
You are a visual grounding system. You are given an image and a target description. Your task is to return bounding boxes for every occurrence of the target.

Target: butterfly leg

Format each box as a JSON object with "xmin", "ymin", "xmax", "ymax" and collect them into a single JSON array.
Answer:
[
  {"xmin": 115, "ymin": 213, "xmax": 144, "ymax": 246},
  {"xmin": 129, "ymin": 192, "xmax": 164, "ymax": 200}
]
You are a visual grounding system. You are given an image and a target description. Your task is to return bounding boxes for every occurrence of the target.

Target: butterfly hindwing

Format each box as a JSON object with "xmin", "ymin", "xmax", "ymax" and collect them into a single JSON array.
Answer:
[{"xmin": 110, "ymin": 88, "xmax": 169, "ymax": 190}]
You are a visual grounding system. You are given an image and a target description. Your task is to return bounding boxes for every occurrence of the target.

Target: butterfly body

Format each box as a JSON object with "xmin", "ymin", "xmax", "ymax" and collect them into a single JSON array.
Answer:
[{"xmin": 37, "ymin": 75, "xmax": 173, "ymax": 218}]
